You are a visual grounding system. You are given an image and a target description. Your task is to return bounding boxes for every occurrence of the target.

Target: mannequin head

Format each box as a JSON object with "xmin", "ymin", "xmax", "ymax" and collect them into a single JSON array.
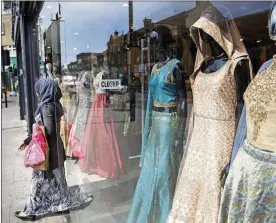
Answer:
[
  {"xmin": 269, "ymin": 1, "xmax": 276, "ymax": 40},
  {"xmin": 199, "ymin": 29, "xmax": 226, "ymax": 57},
  {"xmin": 200, "ymin": 29, "xmax": 214, "ymax": 43}
]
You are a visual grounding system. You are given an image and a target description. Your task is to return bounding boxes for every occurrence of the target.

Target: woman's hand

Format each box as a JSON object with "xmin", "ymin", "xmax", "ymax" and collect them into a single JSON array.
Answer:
[{"xmin": 18, "ymin": 143, "xmax": 27, "ymax": 151}]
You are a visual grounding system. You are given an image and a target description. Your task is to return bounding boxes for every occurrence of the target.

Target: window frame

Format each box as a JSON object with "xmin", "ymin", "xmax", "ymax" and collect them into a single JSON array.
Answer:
[{"xmin": 1, "ymin": 23, "xmax": 5, "ymax": 35}]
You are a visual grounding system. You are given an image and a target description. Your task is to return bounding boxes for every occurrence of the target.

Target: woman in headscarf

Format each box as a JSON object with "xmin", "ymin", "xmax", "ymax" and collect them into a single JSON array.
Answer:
[{"xmin": 15, "ymin": 78, "xmax": 85, "ymax": 221}]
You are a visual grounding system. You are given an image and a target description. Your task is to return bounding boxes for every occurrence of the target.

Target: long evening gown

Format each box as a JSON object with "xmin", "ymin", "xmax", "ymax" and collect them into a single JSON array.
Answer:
[
  {"xmin": 219, "ymin": 55, "xmax": 276, "ymax": 223},
  {"xmin": 78, "ymin": 71, "xmax": 123, "ymax": 179},
  {"xmin": 229, "ymin": 58, "xmax": 273, "ymax": 166},
  {"xmin": 60, "ymin": 82, "xmax": 76, "ymax": 157},
  {"xmin": 68, "ymin": 71, "xmax": 92, "ymax": 158},
  {"xmin": 127, "ymin": 59, "xmax": 182, "ymax": 223},
  {"xmin": 168, "ymin": 8, "xmax": 252, "ymax": 223}
]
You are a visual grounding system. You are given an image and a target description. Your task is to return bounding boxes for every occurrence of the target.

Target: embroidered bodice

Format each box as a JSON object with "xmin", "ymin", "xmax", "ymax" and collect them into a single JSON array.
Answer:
[
  {"xmin": 244, "ymin": 55, "xmax": 276, "ymax": 152},
  {"xmin": 189, "ymin": 12, "xmax": 251, "ymax": 122},
  {"xmin": 149, "ymin": 59, "xmax": 180, "ymax": 108},
  {"xmin": 193, "ymin": 59, "xmax": 239, "ymax": 121},
  {"xmin": 140, "ymin": 58, "xmax": 181, "ymax": 167}
]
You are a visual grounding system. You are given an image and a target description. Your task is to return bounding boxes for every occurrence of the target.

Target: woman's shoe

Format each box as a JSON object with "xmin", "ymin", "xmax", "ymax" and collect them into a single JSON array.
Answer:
[{"xmin": 14, "ymin": 211, "xmax": 36, "ymax": 221}]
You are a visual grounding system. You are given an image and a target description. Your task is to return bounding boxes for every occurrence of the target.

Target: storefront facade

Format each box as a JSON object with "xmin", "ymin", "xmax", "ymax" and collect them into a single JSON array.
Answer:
[
  {"xmin": 13, "ymin": 1, "xmax": 276, "ymax": 222},
  {"xmin": 12, "ymin": 1, "xmax": 44, "ymax": 126}
]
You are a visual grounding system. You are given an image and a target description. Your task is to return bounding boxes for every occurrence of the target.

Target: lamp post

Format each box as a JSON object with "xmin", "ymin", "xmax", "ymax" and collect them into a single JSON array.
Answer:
[
  {"xmin": 127, "ymin": 1, "xmax": 133, "ymax": 81},
  {"xmin": 127, "ymin": 1, "xmax": 136, "ymax": 122}
]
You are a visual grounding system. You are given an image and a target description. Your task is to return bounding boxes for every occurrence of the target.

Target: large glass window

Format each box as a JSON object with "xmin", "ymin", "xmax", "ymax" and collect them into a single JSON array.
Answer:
[{"xmin": 36, "ymin": 1, "xmax": 276, "ymax": 222}]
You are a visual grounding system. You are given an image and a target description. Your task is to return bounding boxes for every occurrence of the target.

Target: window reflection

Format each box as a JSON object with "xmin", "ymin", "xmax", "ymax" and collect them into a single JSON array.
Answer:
[{"xmin": 36, "ymin": 1, "xmax": 276, "ymax": 222}]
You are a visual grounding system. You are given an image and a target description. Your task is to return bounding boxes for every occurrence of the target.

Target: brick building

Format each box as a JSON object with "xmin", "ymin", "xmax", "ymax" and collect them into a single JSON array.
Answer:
[{"xmin": 2, "ymin": 3, "xmax": 17, "ymax": 62}]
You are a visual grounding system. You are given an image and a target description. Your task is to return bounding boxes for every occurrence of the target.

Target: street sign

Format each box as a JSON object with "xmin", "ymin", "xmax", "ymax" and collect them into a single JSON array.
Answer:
[{"xmin": 99, "ymin": 79, "xmax": 121, "ymax": 90}]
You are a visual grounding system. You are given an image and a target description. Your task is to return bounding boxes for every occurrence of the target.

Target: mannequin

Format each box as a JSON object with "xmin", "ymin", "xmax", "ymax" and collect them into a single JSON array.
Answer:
[
  {"xmin": 168, "ymin": 6, "xmax": 253, "ymax": 223},
  {"xmin": 52, "ymin": 65, "xmax": 61, "ymax": 86},
  {"xmin": 59, "ymin": 74, "xmax": 77, "ymax": 156},
  {"xmin": 46, "ymin": 63, "xmax": 53, "ymax": 78},
  {"xmin": 78, "ymin": 69, "xmax": 123, "ymax": 179},
  {"xmin": 218, "ymin": 2, "xmax": 276, "ymax": 222},
  {"xmin": 229, "ymin": 2, "xmax": 276, "ymax": 165},
  {"xmin": 127, "ymin": 27, "xmax": 188, "ymax": 223},
  {"xmin": 68, "ymin": 66, "xmax": 93, "ymax": 159},
  {"xmin": 46, "ymin": 63, "xmax": 61, "ymax": 86},
  {"xmin": 151, "ymin": 27, "xmax": 188, "ymax": 156}
]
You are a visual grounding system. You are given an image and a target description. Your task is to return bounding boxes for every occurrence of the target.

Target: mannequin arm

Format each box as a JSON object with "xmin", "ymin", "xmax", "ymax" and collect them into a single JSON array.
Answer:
[
  {"xmin": 234, "ymin": 59, "xmax": 251, "ymax": 130},
  {"xmin": 173, "ymin": 63, "xmax": 188, "ymax": 155}
]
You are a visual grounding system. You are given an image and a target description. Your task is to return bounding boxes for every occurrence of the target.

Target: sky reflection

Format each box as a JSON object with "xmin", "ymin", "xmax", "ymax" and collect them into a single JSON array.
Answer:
[{"xmin": 38, "ymin": 1, "xmax": 271, "ymax": 65}]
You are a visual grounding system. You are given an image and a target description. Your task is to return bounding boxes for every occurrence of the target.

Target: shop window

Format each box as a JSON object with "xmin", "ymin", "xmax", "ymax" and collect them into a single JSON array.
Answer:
[{"xmin": 33, "ymin": 2, "xmax": 276, "ymax": 222}]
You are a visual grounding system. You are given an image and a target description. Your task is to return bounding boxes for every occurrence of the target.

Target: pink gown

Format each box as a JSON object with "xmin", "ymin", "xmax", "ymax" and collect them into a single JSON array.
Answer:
[{"xmin": 78, "ymin": 71, "xmax": 123, "ymax": 179}]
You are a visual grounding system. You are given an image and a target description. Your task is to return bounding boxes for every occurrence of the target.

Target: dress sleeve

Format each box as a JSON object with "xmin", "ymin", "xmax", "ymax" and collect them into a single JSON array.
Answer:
[
  {"xmin": 140, "ymin": 78, "xmax": 153, "ymax": 167},
  {"xmin": 172, "ymin": 63, "xmax": 187, "ymax": 156}
]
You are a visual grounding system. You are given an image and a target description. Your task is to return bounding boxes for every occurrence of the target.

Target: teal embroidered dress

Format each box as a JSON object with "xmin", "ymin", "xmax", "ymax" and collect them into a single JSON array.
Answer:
[{"xmin": 127, "ymin": 59, "xmax": 182, "ymax": 223}]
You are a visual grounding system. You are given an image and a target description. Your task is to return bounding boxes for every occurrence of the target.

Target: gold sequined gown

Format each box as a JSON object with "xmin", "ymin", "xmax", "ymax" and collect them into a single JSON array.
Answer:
[
  {"xmin": 219, "ymin": 55, "xmax": 276, "ymax": 223},
  {"xmin": 60, "ymin": 83, "xmax": 76, "ymax": 157},
  {"xmin": 168, "ymin": 7, "xmax": 252, "ymax": 223}
]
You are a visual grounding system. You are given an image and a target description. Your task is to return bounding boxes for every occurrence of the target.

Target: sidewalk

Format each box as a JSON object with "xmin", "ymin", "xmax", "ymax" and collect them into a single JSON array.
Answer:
[{"xmin": 2, "ymin": 97, "xmax": 137, "ymax": 223}]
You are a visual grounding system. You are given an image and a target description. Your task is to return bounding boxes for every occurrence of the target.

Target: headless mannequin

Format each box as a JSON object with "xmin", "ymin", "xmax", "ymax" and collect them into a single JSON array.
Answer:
[
  {"xmin": 46, "ymin": 63, "xmax": 53, "ymax": 78},
  {"xmin": 154, "ymin": 44, "xmax": 188, "ymax": 153},
  {"xmin": 52, "ymin": 66, "xmax": 61, "ymax": 86},
  {"xmin": 199, "ymin": 29, "xmax": 251, "ymax": 129},
  {"xmin": 230, "ymin": 2, "xmax": 276, "ymax": 160},
  {"xmin": 155, "ymin": 46, "xmax": 187, "ymax": 111}
]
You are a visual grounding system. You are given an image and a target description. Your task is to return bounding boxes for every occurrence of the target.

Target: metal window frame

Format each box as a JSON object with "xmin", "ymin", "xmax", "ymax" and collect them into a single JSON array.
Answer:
[{"xmin": 1, "ymin": 23, "xmax": 5, "ymax": 35}]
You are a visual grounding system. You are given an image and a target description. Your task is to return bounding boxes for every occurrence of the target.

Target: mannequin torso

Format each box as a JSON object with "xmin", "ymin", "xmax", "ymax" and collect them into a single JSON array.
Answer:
[
  {"xmin": 155, "ymin": 49, "xmax": 187, "ymax": 110},
  {"xmin": 199, "ymin": 30, "xmax": 251, "ymax": 127}
]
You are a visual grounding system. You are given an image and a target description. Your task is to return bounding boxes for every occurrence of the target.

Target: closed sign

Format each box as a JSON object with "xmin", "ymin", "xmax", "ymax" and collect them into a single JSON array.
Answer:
[{"xmin": 99, "ymin": 79, "xmax": 121, "ymax": 89}]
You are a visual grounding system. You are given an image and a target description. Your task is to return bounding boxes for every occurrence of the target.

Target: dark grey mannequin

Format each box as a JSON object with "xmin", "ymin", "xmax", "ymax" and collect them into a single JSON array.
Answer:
[{"xmin": 150, "ymin": 29, "xmax": 188, "ymax": 154}]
